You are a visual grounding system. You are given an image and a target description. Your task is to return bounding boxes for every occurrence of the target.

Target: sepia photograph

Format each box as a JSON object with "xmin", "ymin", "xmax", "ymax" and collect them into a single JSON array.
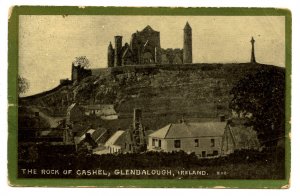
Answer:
[{"xmin": 7, "ymin": 6, "xmax": 291, "ymax": 188}]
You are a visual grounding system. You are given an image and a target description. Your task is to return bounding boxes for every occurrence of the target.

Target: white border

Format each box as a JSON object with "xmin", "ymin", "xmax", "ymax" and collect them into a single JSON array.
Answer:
[{"xmin": 1, "ymin": 0, "xmax": 299, "ymax": 195}]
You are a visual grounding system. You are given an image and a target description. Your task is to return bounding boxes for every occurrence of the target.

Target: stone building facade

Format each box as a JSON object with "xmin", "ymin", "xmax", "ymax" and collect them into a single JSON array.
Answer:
[{"xmin": 107, "ymin": 22, "xmax": 193, "ymax": 67}]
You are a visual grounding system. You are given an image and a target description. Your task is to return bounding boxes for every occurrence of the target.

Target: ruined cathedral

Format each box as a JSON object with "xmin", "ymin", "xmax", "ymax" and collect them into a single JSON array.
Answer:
[{"xmin": 107, "ymin": 22, "xmax": 193, "ymax": 67}]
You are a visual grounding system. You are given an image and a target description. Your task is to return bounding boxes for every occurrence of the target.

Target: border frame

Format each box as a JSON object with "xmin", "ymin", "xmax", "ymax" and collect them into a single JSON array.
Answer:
[{"xmin": 8, "ymin": 6, "xmax": 291, "ymax": 188}]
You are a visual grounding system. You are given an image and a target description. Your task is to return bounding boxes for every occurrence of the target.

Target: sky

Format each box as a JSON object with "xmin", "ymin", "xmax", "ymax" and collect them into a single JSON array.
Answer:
[{"xmin": 19, "ymin": 15, "xmax": 285, "ymax": 96}]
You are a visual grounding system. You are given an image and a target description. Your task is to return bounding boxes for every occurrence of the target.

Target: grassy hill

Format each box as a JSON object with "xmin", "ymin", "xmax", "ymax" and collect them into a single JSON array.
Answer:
[{"xmin": 20, "ymin": 63, "xmax": 284, "ymax": 131}]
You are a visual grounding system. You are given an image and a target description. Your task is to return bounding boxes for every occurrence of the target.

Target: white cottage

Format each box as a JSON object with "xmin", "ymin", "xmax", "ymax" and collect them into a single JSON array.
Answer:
[
  {"xmin": 147, "ymin": 121, "xmax": 260, "ymax": 157},
  {"xmin": 83, "ymin": 104, "xmax": 118, "ymax": 120}
]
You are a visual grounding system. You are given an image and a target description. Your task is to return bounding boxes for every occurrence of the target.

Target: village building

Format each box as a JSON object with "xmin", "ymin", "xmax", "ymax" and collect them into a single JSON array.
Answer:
[
  {"xmin": 66, "ymin": 103, "xmax": 85, "ymax": 125},
  {"xmin": 104, "ymin": 130, "xmax": 126, "ymax": 153},
  {"xmin": 74, "ymin": 127, "xmax": 109, "ymax": 151},
  {"xmin": 82, "ymin": 104, "xmax": 118, "ymax": 120},
  {"xmin": 222, "ymin": 120, "xmax": 260, "ymax": 155},
  {"xmin": 94, "ymin": 108, "xmax": 150, "ymax": 154},
  {"xmin": 147, "ymin": 120, "xmax": 260, "ymax": 157}
]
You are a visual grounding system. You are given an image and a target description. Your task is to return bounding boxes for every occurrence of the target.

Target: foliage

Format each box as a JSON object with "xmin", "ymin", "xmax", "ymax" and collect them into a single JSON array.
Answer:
[
  {"xmin": 18, "ymin": 75, "xmax": 29, "ymax": 95},
  {"xmin": 73, "ymin": 56, "xmax": 90, "ymax": 68},
  {"xmin": 229, "ymin": 68, "xmax": 285, "ymax": 147}
]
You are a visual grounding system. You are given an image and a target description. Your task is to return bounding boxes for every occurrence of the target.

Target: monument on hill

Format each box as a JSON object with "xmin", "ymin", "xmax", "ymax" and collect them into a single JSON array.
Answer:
[
  {"xmin": 107, "ymin": 22, "xmax": 193, "ymax": 66},
  {"xmin": 250, "ymin": 37, "xmax": 256, "ymax": 64}
]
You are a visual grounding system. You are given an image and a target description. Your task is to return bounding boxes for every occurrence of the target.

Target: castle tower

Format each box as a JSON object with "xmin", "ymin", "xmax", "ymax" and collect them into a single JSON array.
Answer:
[
  {"xmin": 183, "ymin": 22, "xmax": 192, "ymax": 64},
  {"xmin": 250, "ymin": 37, "xmax": 256, "ymax": 63},
  {"xmin": 71, "ymin": 62, "xmax": 77, "ymax": 81},
  {"xmin": 107, "ymin": 42, "xmax": 114, "ymax": 67},
  {"xmin": 114, "ymin": 36, "xmax": 123, "ymax": 67}
]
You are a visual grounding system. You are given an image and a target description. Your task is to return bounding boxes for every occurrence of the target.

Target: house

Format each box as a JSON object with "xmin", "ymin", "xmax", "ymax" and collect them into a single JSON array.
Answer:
[
  {"xmin": 83, "ymin": 104, "xmax": 118, "ymax": 120},
  {"xmin": 147, "ymin": 121, "xmax": 260, "ymax": 157},
  {"xmin": 222, "ymin": 121, "xmax": 260, "ymax": 155},
  {"xmin": 148, "ymin": 122, "xmax": 226, "ymax": 157},
  {"xmin": 104, "ymin": 130, "xmax": 126, "ymax": 153},
  {"xmin": 66, "ymin": 103, "xmax": 85, "ymax": 125},
  {"xmin": 74, "ymin": 127, "xmax": 109, "ymax": 151}
]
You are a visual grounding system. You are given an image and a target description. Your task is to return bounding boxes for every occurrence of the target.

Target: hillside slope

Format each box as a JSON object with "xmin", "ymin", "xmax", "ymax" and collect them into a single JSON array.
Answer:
[{"xmin": 20, "ymin": 63, "xmax": 284, "ymax": 130}]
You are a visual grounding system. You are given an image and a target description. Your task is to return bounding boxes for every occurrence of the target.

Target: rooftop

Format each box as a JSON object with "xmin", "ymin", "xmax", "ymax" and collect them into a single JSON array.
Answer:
[
  {"xmin": 149, "ymin": 122, "xmax": 227, "ymax": 139},
  {"xmin": 105, "ymin": 130, "xmax": 126, "ymax": 146}
]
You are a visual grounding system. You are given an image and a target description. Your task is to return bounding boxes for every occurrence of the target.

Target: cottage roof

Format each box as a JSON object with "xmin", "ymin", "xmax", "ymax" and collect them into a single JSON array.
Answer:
[
  {"xmin": 105, "ymin": 130, "xmax": 125, "ymax": 147},
  {"xmin": 67, "ymin": 103, "xmax": 77, "ymax": 113},
  {"xmin": 75, "ymin": 129, "xmax": 96, "ymax": 144},
  {"xmin": 149, "ymin": 122, "xmax": 227, "ymax": 139},
  {"xmin": 83, "ymin": 104, "xmax": 117, "ymax": 115},
  {"xmin": 75, "ymin": 127, "xmax": 108, "ymax": 144}
]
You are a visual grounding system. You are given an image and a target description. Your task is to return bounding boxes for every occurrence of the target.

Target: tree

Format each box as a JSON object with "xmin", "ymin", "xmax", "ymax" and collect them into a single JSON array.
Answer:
[
  {"xmin": 18, "ymin": 75, "xmax": 29, "ymax": 96},
  {"xmin": 229, "ymin": 67, "xmax": 285, "ymax": 147},
  {"xmin": 73, "ymin": 56, "xmax": 90, "ymax": 69}
]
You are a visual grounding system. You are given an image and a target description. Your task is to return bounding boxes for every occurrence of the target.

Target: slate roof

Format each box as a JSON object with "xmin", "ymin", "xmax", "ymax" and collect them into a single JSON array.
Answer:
[
  {"xmin": 149, "ymin": 122, "xmax": 227, "ymax": 139},
  {"xmin": 67, "ymin": 103, "xmax": 77, "ymax": 113},
  {"xmin": 105, "ymin": 130, "xmax": 126, "ymax": 147},
  {"xmin": 75, "ymin": 128, "xmax": 108, "ymax": 144},
  {"xmin": 82, "ymin": 104, "xmax": 117, "ymax": 115}
]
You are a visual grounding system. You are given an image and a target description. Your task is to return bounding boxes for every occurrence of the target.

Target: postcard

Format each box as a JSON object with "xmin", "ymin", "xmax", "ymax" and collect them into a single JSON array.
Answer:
[{"xmin": 8, "ymin": 6, "xmax": 291, "ymax": 188}]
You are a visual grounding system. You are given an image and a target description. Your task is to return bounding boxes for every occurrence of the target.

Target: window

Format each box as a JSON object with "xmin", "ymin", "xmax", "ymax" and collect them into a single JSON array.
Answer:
[
  {"xmin": 174, "ymin": 140, "xmax": 181, "ymax": 148},
  {"xmin": 124, "ymin": 143, "xmax": 127, "ymax": 149},
  {"xmin": 213, "ymin": 150, "xmax": 218, "ymax": 156},
  {"xmin": 202, "ymin": 151, "xmax": 206, "ymax": 157},
  {"xmin": 211, "ymin": 139, "xmax": 215, "ymax": 147},
  {"xmin": 152, "ymin": 139, "xmax": 155, "ymax": 146},
  {"xmin": 194, "ymin": 139, "xmax": 199, "ymax": 147},
  {"xmin": 158, "ymin": 140, "xmax": 161, "ymax": 148}
]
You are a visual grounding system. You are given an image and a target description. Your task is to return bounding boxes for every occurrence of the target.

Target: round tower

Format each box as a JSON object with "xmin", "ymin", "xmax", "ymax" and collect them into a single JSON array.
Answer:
[
  {"xmin": 114, "ymin": 36, "xmax": 123, "ymax": 67},
  {"xmin": 107, "ymin": 42, "xmax": 114, "ymax": 67},
  {"xmin": 183, "ymin": 22, "xmax": 192, "ymax": 64}
]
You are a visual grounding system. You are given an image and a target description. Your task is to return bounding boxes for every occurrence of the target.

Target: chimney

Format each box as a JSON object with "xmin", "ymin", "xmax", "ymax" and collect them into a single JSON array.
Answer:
[{"xmin": 133, "ymin": 108, "xmax": 142, "ymax": 130}]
